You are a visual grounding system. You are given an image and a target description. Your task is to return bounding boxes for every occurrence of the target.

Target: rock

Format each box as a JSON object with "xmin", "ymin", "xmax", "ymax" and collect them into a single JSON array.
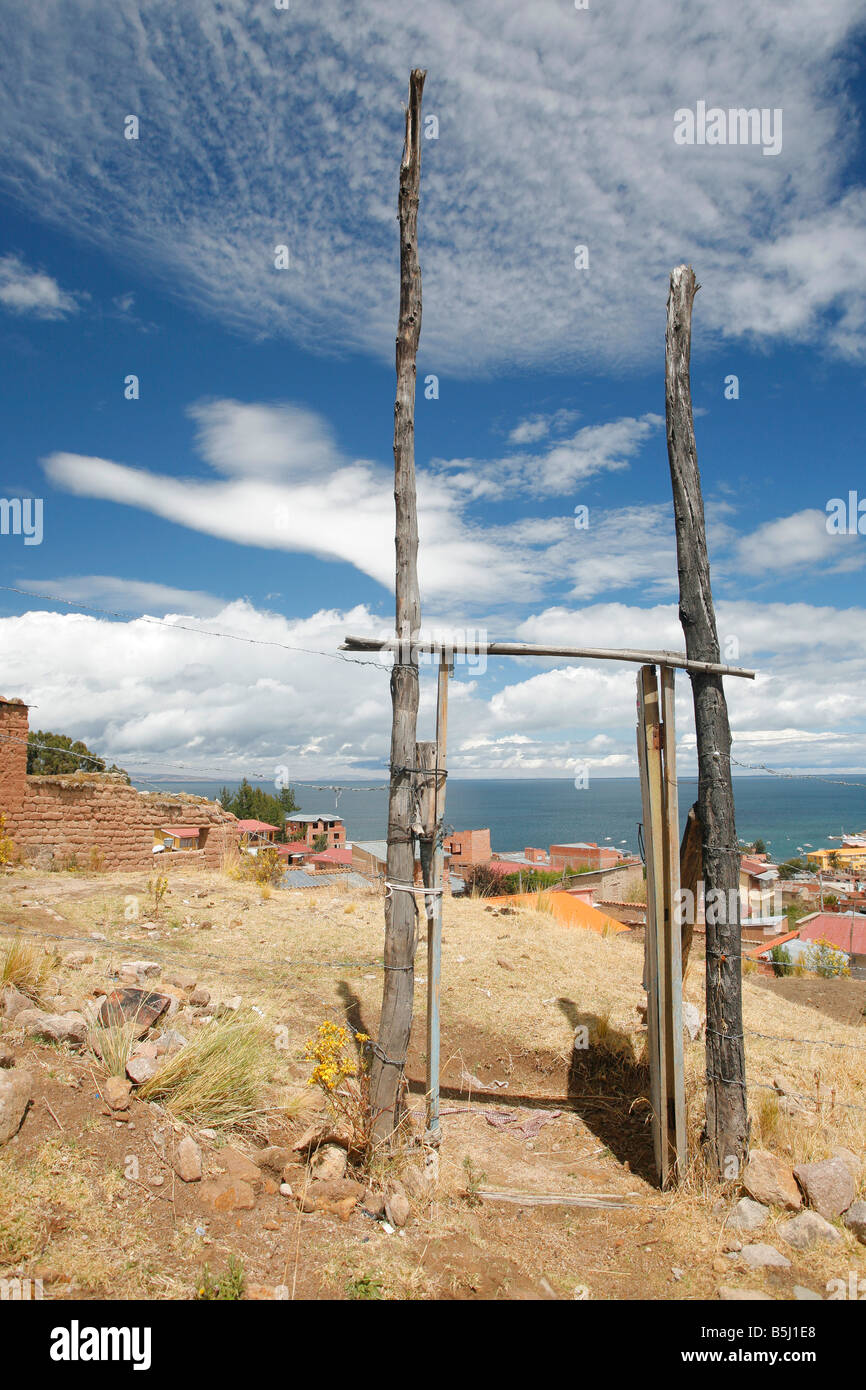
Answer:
[
  {"xmin": 219, "ymin": 1147, "xmax": 263, "ymax": 1189},
  {"xmin": 773, "ymin": 1073, "xmax": 802, "ymax": 1099},
  {"xmin": 739, "ymin": 1243, "xmax": 791, "ymax": 1270},
  {"xmin": 255, "ymin": 1146, "xmax": 292, "ymax": 1174},
  {"xmin": 198, "ymin": 1128, "xmax": 218, "ymax": 1142},
  {"xmin": 189, "ymin": 986, "xmax": 211, "ymax": 1008},
  {"xmin": 99, "ymin": 988, "xmax": 171, "ymax": 1037},
  {"xmin": 165, "ymin": 971, "xmax": 197, "ymax": 991},
  {"xmin": 0, "ymin": 1045, "xmax": 15, "ymax": 1068},
  {"xmin": 793, "ymin": 1286, "xmax": 823, "ymax": 1301},
  {"xmin": 299, "ymin": 1178, "xmax": 364, "ymax": 1221},
  {"xmin": 385, "ymin": 1189, "xmax": 410, "ymax": 1229},
  {"xmin": 778, "ymin": 1210, "xmax": 842, "ymax": 1250},
  {"xmin": 103, "ymin": 1076, "xmax": 131, "ymax": 1111},
  {"xmin": 16, "ymin": 1009, "xmax": 88, "ymax": 1047},
  {"xmin": 1, "ymin": 984, "xmax": 33, "ymax": 1021},
  {"xmin": 793, "ymin": 1157, "xmax": 855, "ymax": 1220},
  {"xmin": 711, "ymin": 1256, "xmax": 730, "ymax": 1274},
  {"xmin": 200, "ymin": 1177, "xmax": 256, "ymax": 1212},
  {"xmin": 131, "ymin": 1041, "xmax": 158, "ymax": 1060},
  {"xmin": 155, "ymin": 1029, "xmax": 187, "ymax": 1056},
  {"xmin": 717, "ymin": 1287, "xmax": 775, "ymax": 1301},
  {"xmin": 682, "ymin": 1001, "xmax": 701, "ymax": 1041},
  {"xmin": 122, "ymin": 960, "xmax": 162, "ymax": 980},
  {"xmin": 361, "ymin": 1188, "xmax": 386, "ymax": 1219},
  {"xmin": 778, "ymin": 1095, "xmax": 807, "ymax": 1117},
  {"xmin": 843, "ymin": 1200, "xmax": 866, "ymax": 1244},
  {"xmin": 174, "ymin": 1137, "xmax": 203, "ymax": 1182},
  {"xmin": 125, "ymin": 1056, "xmax": 158, "ymax": 1085},
  {"xmin": 832, "ymin": 1147, "xmax": 862, "ymax": 1186},
  {"xmin": 0, "ymin": 1067, "xmax": 32, "ymax": 1143},
  {"xmin": 743, "ymin": 1149, "xmax": 801, "ymax": 1210},
  {"xmin": 64, "ymin": 951, "xmax": 94, "ymax": 969},
  {"xmin": 213, "ymin": 996, "xmax": 242, "ymax": 1017},
  {"xmin": 309, "ymin": 1142, "xmax": 348, "ymax": 1183},
  {"xmin": 279, "ymin": 1183, "xmax": 293, "ymax": 1198},
  {"xmin": 727, "ymin": 1197, "xmax": 768, "ymax": 1233}
]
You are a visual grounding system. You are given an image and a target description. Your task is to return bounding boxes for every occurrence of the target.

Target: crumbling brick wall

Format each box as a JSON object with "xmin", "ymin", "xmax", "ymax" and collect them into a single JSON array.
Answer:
[{"xmin": 0, "ymin": 697, "xmax": 239, "ymax": 870}]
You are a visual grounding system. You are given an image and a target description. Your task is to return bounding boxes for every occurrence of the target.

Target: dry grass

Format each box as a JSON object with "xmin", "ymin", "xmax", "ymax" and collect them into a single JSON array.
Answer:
[
  {"xmin": 1, "ymin": 935, "xmax": 55, "ymax": 1002},
  {"xmin": 138, "ymin": 1012, "xmax": 272, "ymax": 1126}
]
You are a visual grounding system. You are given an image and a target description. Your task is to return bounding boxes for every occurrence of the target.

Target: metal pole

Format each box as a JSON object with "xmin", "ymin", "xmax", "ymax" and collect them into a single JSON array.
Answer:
[{"xmin": 425, "ymin": 655, "xmax": 449, "ymax": 1142}]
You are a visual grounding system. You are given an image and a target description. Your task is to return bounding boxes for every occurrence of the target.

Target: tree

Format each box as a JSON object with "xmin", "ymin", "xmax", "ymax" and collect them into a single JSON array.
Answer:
[
  {"xmin": 27, "ymin": 730, "xmax": 128, "ymax": 781},
  {"xmin": 312, "ymin": 832, "xmax": 329, "ymax": 853},
  {"xmin": 218, "ymin": 778, "xmax": 297, "ymax": 840},
  {"xmin": 752, "ymin": 838, "xmax": 767, "ymax": 855}
]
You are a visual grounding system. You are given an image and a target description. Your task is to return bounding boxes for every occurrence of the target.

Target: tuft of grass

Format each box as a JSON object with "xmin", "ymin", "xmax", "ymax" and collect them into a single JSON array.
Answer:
[
  {"xmin": 195, "ymin": 1255, "xmax": 245, "ymax": 1300},
  {"xmin": 138, "ymin": 1013, "xmax": 270, "ymax": 1126},
  {"xmin": 346, "ymin": 1272, "xmax": 384, "ymax": 1300},
  {"xmin": 88, "ymin": 1001, "xmax": 150, "ymax": 1078},
  {"xmin": 1, "ymin": 935, "xmax": 55, "ymax": 1001}
]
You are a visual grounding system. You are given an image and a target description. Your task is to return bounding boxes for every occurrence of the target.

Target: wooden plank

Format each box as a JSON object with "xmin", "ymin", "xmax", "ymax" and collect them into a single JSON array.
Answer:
[
  {"xmin": 660, "ymin": 664, "xmax": 687, "ymax": 1181},
  {"xmin": 341, "ymin": 635, "xmax": 755, "ymax": 679},
  {"xmin": 637, "ymin": 666, "xmax": 665, "ymax": 1185}
]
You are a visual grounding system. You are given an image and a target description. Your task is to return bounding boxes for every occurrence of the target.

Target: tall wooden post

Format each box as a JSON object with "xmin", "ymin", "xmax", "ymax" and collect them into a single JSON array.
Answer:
[
  {"xmin": 664, "ymin": 264, "xmax": 749, "ymax": 1181},
  {"xmin": 369, "ymin": 69, "xmax": 426, "ymax": 1144}
]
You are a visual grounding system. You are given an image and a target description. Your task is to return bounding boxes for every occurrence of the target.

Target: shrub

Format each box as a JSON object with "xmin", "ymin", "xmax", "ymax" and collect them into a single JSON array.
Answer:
[
  {"xmin": 1, "ymin": 936, "xmax": 55, "ymax": 1001},
  {"xmin": 769, "ymin": 944, "xmax": 791, "ymax": 977},
  {"xmin": 0, "ymin": 815, "xmax": 16, "ymax": 866},
  {"xmin": 195, "ymin": 1256, "xmax": 245, "ymax": 1300},
  {"xmin": 138, "ymin": 1014, "xmax": 270, "ymax": 1126},
  {"xmin": 805, "ymin": 937, "xmax": 850, "ymax": 978}
]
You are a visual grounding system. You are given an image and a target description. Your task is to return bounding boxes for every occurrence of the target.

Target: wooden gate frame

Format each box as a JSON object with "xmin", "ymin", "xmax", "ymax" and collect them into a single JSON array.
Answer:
[{"xmin": 341, "ymin": 634, "xmax": 754, "ymax": 1186}]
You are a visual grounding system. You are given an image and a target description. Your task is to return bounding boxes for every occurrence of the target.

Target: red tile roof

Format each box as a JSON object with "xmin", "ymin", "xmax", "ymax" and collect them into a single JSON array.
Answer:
[
  {"xmin": 798, "ymin": 913, "xmax": 866, "ymax": 956},
  {"xmin": 160, "ymin": 825, "xmax": 200, "ymax": 838},
  {"xmin": 310, "ymin": 848, "xmax": 352, "ymax": 865},
  {"xmin": 236, "ymin": 819, "xmax": 279, "ymax": 834}
]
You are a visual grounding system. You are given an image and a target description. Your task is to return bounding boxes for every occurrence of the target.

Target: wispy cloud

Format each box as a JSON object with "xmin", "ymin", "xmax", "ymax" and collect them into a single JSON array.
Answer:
[
  {"xmin": 0, "ymin": 254, "xmax": 82, "ymax": 320},
  {"xmin": 1, "ymin": 2, "xmax": 864, "ymax": 372}
]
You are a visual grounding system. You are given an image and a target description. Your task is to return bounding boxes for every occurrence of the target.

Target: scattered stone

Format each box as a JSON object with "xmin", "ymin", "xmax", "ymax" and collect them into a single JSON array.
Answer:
[
  {"xmin": 64, "ymin": 951, "xmax": 94, "ymax": 970},
  {"xmin": 739, "ymin": 1243, "xmax": 791, "ymax": 1270},
  {"xmin": 200, "ymin": 1176, "xmax": 256, "ymax": 1212},
  {"xmin": 255, "ymin": 1146, "xmax": 292, "ymax": 1174},
  {"xmin": 717, "ymin": 1287, "xmax": 775, "ymax": 1301},
  {"xmin": 213, "ymin": 995, "xmax": 242, "ymax": 1017},
  {"xmin": 0, "ymin": 1045, "xmax": 15, "ymax": 1068},
  {"xmin": 728, "ymin": 1196, "xmax": 768, "ymax": 1233},
  {"xmin": 279, "ymin": 1183, "xmax": 293, "ymax": 1198},
  {"xmin": 16, "ymin": 1009, "xmax": 88, "ymax": 1047},
  {"xmin": 126, "ymin": 1056, "xmax": 158, "ymax": 1086},
  {"xmin": 793, "ymin": 1157, "xmax": 855, "ymax": 1220},
  {"xmin": 0, "ymin": 1067, "xmax": 32, "ymax": 1144},
  {"xmin": 711, "ymin": 1256, "xmax": 730, "ymax": 1273},
  {"xmin": 743, "ymin": 1149, "xmax": 802, "ymax": 1210},
  {"xmin": 103, "ymin": 1076, "xmax": 131, "ymax": 1111},
  {"xmin": 121, "ymin": 960, "xmax": 162, "ymax": 980},
  {"xmin": 219, "ymin": 1147, "xmax": 263, "ymax": 1190},
  {"xmin": 299, "ymin": 1178, "xmax": 364, "ymax": 1220},
  {"xmin": 165, "ymin": 971, "xmax": 197, "ymax": 991},
  {"xmin": 682, "ymin": 1001, "xmax": 701, "ymax": 1041},
  {"xmin": 99, "ymin": 988, "xmax": 171, "ymax": 1037},
  {"xmin": 1, "ymin": 984, "xmax": 33, "ymax": 1021},
  {"xmin": 174, "ymin": 1137, "xmax": 203, "ymax": 1183},
  {"xmin": 721, "ymin": 1238, "xmax": 742, "ymax": 1253},
  {"xmin": 832, "ymin": 1147, "xmax": 862, "ymax": 1186},
  {"xmin": 49, "ymin": 994, "xmax": 86, "ymax": 1015},
  {"xmin": 309, "ymin": 1142, "xmax": 348, "ymax": 1183},
  {"xmin": 671, "ymin": 1267, "xmax": 684, "ymax": 1281},
  {"xmin": 198, "ymin": 1128, "xmax": 218, "ymax": 1143},
  {"xmin": 155, "ymin": 1030, "xmax": 187, "ymax": 1056},
  {"xmin": 778, "ymin": 1210, "xmax": 842, "ymax": 1250},
  {"xmin": 777, "ymin": 1095, "xmax": 808, "ymax": 1117},
  {"xmin": 385, "ymin": 1185, "xmax": 410, "ymax": 1229},
  {"xmin": 843, "ymin": 1201, "xmax": 866, "ymax": 1245},
  {"xmin": 131, "ymin": 1041, "xmax": 158, "ymax": 1060},
  {"xmin": 189, "ymin": 986, "xmax": 211, "ymax": 1008},
  {"xmin": 496, "ymin": 957, "xmax": 514, "ymax": 971},
  {"xmin": 793, "ymin": 1286, "xmax": 823, "ymax": 1301},
  {"xmin": 361, "ymin": 1188, "xmax": 386, "ymax": 1219}
]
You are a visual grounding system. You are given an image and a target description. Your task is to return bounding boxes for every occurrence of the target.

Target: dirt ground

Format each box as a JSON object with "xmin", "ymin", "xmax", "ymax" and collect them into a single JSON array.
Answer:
[{"xmin": 1, "ymin": 864, "xmax": 865, "ymax": 1301}]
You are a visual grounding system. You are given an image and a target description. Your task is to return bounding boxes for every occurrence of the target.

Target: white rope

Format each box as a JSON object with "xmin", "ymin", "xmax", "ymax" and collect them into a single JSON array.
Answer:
[{"xmin": 384, "ymin": 879, "xmax": 444, "ymax": 898}]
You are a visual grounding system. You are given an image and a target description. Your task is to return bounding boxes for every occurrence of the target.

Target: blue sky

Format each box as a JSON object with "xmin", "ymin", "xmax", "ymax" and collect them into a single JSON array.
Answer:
[{"xmin": 1, "ymin": 1, "xmax": 866, "ymax": 782}]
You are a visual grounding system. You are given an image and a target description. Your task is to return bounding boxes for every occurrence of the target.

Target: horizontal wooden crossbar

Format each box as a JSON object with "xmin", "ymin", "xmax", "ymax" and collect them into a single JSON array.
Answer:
[{"xmin": 340, "ymin": 635, "xmax": 755, "ymax": 679}]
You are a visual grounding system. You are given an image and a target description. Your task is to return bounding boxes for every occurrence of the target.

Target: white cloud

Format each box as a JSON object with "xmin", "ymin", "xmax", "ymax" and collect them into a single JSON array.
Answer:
[
  {"xmin": 1, "ymin": 2, "xmax": 864, "ymax": 372},
  {"xmin": 0, "ymin": 254, "xmax": 81, "ymax": 319},
  {"xmin": 22, "ymin": 576, "xmax": 227, "ymax": 618},
  {"xmin": 732, "ymin": 508, "xmax": 866, "ymax": 576}
]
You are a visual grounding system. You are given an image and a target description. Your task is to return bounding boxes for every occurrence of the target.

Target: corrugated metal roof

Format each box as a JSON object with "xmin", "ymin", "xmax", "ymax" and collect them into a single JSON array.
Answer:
[{"xmin": 277, "ymin": 870, "xmax": 370, "ymax": 891}]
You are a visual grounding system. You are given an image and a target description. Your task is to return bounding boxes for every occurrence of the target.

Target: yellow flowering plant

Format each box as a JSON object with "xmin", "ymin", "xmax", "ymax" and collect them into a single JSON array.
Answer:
[{"xmin": 303, "ymin": 1020, "xmax": 372, "ymax": 1158}]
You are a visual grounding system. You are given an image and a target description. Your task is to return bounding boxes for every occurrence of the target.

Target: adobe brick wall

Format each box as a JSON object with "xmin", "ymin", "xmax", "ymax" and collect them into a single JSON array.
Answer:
[
  {"xmin": 443, "ymin": 828, "xmax": 491, "ymax": 865},
  {"xmin": 0, "ymin": 697, "xmax": 239, "ymax": 871}
]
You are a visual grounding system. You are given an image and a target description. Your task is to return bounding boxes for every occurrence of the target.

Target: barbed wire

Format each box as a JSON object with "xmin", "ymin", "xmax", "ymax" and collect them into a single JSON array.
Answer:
[
  {"xmin": 0, "ymin": 585, "xmax": 387, "ymax": 671},
  {"xmin": 728, "ymin": 754, "xmax": 866, "ymax": 791}
]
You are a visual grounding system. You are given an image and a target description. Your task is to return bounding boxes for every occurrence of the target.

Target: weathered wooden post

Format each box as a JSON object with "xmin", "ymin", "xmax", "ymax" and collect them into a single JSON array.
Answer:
[
  {"xmin": 368, "ymin": 68, "xmax": 426, "ymax": 1144},
  {"xmin": 664, "ymin": 264, "xmax": 749, "ymax": 1181}
]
